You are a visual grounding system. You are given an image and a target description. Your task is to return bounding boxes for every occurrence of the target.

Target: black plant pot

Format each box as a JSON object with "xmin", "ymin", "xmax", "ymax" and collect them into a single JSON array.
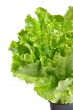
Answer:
[{"xmin": 50, "ymin": 102, "xmax": 73, "ymax": 110}]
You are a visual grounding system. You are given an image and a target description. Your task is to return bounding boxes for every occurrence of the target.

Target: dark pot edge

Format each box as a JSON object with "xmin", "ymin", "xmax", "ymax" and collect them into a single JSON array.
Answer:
[{"xmin": 48, "ymin": 100, "xmax": 73, "ymax": 105}]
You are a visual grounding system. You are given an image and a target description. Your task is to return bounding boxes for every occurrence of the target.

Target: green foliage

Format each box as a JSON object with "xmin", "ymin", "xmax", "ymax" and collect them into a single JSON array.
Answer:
[{"xmin": 9, "ymin": 6, "xmax": 73, "ymax": 104}]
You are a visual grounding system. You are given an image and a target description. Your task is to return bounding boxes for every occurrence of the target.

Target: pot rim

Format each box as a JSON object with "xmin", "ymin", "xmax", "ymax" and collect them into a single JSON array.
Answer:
[{"xmin": 49, "ymin": 101, "xmax": 73, "ymax": 105}]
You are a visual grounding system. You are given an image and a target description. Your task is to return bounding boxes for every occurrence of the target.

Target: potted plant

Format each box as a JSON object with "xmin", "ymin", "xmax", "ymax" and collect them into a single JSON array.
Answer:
[{"xmin": 9, "ymin": 6, "xmax": 73, "ymax": 110}]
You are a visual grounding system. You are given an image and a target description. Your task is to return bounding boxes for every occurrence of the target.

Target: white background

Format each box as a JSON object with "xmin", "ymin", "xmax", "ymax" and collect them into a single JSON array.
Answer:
[{"xmin": 0, "ymin": 0, "xmax": 73, "ymax": 110}]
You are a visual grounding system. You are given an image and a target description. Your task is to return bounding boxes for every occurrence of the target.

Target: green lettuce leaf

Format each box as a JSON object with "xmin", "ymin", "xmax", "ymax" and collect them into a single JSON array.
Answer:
[{"xmin": 9, "ymin": 6, "xmax": 73, "ymax": 104}]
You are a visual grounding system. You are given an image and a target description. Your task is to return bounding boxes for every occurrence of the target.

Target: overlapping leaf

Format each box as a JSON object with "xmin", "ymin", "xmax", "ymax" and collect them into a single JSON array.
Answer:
[{"xmin": 9, "ymin": 6, "xmax": 73, "ymax": 104}]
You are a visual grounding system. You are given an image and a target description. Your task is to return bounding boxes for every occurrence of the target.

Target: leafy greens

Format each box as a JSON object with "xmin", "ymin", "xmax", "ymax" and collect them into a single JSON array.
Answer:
[{"xmin": 9, "ymin": 6, "xmax": 73, "ymax": 104}]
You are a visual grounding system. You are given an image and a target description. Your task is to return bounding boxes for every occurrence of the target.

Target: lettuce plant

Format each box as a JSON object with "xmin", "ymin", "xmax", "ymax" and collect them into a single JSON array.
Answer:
[{"xmin": 9, "ymin": 6, "xmax": 73, "ymax": 104}]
